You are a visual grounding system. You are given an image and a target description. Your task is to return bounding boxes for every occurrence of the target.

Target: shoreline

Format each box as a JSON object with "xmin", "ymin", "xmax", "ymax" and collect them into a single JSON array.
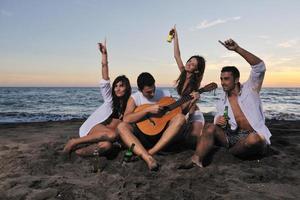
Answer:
[
  {"xmin": 0, "ymin": 119, "xmax": 299, "ymax": 199},
  {"xmin": 1, "ymin": 113, "xmax": 299, "ymax": 126}
]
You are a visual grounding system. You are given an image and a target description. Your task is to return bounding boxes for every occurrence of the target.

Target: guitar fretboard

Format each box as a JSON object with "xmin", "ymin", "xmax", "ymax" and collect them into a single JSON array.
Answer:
[
  {"xmin": 168, "ymin": 95, "xmax": 192, "ymax": 110},
  {"xmin": 164, "ymin": 83, "xmax": 216, "ymax": 112}
]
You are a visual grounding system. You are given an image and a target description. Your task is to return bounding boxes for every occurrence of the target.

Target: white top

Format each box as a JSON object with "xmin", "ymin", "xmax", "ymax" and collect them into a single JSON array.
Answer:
[
  {"xmin": 131, "ymin": 89, "xmax": 171, "ymax": 106},
  {"xmin": 213, "ymin": 61, "xmax": 272, "ymax": 144},
  {"xmin": 79, "ymin": 79, "xmax": 113, "ymax": 137}
]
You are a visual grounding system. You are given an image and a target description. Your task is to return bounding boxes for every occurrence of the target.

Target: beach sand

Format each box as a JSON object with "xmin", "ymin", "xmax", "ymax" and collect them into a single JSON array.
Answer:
[{"xmin": 0, "ymin": 117, "xmax": 299, "ymax": 199}]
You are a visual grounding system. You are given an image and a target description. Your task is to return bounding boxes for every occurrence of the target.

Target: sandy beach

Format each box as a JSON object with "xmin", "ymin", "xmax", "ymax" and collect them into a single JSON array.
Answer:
[{"xmin": 0, "ymin": 116, "xmax": 299, "ymax": 200}]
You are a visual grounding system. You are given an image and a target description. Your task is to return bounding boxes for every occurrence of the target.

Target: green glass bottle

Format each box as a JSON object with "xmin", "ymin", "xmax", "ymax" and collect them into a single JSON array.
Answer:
[
  {"xmin": 221, "ymin": 106, "xmax": 230, "ymax": 129},
  {"xmin": 92, "ymin": 149, "xmax": 99, "ymax": 173},
  {"xmin": 124, "ymin": 143, "xmax": 135, "ymax": 162}
]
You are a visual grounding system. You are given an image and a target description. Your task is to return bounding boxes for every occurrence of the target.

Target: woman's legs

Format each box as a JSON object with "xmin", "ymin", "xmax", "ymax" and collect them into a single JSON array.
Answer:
[
  {"xmin": 63, "ymin": 120, "xmax": 119, "ymax": 153},
  {"xmin": 75, "ymin": 141, "xmax": 113, "ymax": 157}
]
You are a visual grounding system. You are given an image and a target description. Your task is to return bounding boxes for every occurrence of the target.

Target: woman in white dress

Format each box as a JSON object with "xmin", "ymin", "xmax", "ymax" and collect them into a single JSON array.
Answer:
[{"xmin": 63, "ymin": 40, "xmax": 131, "ymax": 156}]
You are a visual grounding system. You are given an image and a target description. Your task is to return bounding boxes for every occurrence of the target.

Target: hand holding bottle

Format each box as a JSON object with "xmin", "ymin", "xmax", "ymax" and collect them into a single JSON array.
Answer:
[
  {"xmin": 167, "ymin": 27, "xmax": 175, "ymax": 43},
  {"xmin": 216, "ymin": 116, "xmax": 228, "ymax": 127}
]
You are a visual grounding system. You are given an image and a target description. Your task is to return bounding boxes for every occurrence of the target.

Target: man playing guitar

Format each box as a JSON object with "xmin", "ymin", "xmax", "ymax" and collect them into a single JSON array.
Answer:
[{"xmin": 117, "ymin": 72, "xmax": 198, "ymax": 171}]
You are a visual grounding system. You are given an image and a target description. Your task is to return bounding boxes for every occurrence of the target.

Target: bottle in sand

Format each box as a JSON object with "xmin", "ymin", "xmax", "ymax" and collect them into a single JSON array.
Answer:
[
  {"xmin": 221, "ymin": 106, "xmax": 230, "ymax": 129},
  {"xmin": 92, "ymin": 149, "xmax": 100, "ymax": 173},
  {"xmin": 123, "ymin": 143, "xmax": 135, "ymax": 162},
  {"xmin": 167, "ymin": 29, "xmax": 175, "ymax": 43}
]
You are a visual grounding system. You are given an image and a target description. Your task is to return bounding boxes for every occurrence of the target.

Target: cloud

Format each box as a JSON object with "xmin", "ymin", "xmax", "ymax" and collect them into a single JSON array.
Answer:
[
  {"xmin": 192, "ymin": 16, "xmax": 241, "ymax": 30},
  {"xmin": 1, "ymin": 10, "xmax": 13, "ymax": 17},
  {"xmin": 278, "ymin": 39, "xmax": 298, "ymax": 48},
  {"xmin": 262, "ymin": 53, "xmax": 300, "ymax": 72}
]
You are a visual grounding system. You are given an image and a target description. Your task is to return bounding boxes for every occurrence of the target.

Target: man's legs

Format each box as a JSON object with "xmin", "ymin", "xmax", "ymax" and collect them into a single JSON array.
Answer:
[
  {"xmin": 181, "ymin": 123, "xmax": 227, "ymax": 168},
  {"xmin": 148, "ymin": 113, "xmax": 186, "ymax": 155},
  {"xmin": 117, "ymin": 122, "xmax": 158, "ymax": 170},
  {"xmin": 229, "ymin": 133, "xmax": 266, "ymax": 158},
  {"xmin": 180, "ymin": 123, "xmax": 267, "ymax": 168}
]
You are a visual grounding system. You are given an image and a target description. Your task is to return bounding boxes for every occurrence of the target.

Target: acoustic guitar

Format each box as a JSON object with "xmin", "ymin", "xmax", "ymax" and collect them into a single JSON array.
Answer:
[{"xmin": 134, "ymin": 82, "xmax": 218, "ymax": 136}]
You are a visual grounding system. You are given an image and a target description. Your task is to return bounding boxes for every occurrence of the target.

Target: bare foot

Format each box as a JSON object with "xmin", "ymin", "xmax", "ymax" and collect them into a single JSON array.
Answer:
[
  {"xmin": 145, "ymin": 155, "xmax": 159, "ymax": 171},
  {"xmin": 178, "ymin": 155, "xmax": 203, "ymax": 169},
  {"xmin": 63, "ymin": 139, "xmax": 77, "ymax": 153}
]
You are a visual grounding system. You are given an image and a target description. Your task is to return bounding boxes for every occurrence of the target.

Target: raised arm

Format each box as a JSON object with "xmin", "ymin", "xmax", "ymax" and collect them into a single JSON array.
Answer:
[
  {"xmin": 98, "ymin": 39, "xmax": 109, "ymax": 80},
  {"xmin": 218, "ymin": 39, "xmax": 262, "ymax": 65},
  {"xmin": 219, "ymin": 39, "xmax": 265, "ymax": 92},
  {"xmin": 172, "ymin": 26, "xmax": 185, "ymax": 72}
]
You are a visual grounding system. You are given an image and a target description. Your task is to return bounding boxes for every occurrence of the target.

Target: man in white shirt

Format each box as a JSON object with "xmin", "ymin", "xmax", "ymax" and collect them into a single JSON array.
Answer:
[
  {"xmin": 181, "ymin": 39, "xmax": 271, "ymax": 168},
  {"xmin": 117, "ymin": 72, "xmax": 188, "ymax": 171}
]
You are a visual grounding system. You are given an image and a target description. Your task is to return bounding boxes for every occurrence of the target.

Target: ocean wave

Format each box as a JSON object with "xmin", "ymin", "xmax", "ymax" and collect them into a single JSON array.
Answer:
[{"xmin": 0, "ymin": 112, "xmax": 88, "ymax": 124}]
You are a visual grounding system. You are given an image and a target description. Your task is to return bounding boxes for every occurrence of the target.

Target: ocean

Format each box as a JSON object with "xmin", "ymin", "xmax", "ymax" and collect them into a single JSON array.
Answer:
[{"xmin": 0, "ymin": 87, "xmax": 299, "ymax": 124}]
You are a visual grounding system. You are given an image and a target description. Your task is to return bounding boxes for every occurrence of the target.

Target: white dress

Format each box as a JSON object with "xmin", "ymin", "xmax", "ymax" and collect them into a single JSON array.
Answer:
[{"xmin": 79, "ymin": 79, "xmax": 113, "ymax": 137}]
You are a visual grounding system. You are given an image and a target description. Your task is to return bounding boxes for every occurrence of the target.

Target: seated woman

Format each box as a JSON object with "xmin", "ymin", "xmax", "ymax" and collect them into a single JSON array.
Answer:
[
  {"xmin": 63, "ymin": 40, "xmax": 131, "ymax": 156},
  {"xmin": 171, "ymin": 26, "xmax": 206, "ymax": 146}
]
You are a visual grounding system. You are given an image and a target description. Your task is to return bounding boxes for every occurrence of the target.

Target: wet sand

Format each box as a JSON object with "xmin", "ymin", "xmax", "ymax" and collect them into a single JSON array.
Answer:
[{"xmin": 0, "ymin": 116, "xmax": 299, "ymax": 199}]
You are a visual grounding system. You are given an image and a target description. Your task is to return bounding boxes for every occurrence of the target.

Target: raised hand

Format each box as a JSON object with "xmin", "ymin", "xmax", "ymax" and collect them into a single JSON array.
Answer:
[
  {"xmin": 98, "ymin": 39, "xmax": 107, "ymax": 54},
  {"xmin": 99, "ymin": 38, "xmax": 109, "ymax": 80},
  {"xmin": 171, "ymin": 25, "xmax": 176, "ymax": 37},
  {"xmin": 218, "ymin": 39, "xmax": 239, "ymax": 51}
]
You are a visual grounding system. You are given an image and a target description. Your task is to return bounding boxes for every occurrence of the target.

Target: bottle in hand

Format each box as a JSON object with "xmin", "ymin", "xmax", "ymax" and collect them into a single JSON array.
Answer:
[
  {"xmin": 221, "ymin": 106, "xmax": 230, "ymax": 129},
  {"xmin": 167, "ymin": 29, "xmax": 175, "ymax": 43}
]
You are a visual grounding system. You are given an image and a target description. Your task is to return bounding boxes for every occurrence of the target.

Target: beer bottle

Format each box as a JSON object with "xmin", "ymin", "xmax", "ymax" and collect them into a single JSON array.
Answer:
[
  {"xmin": 221, "ymin": 106, "xmax": 230, "ymax": 129},
  {"xmin": 167, "ymin": 29, "xmax": 175, "ymax": 43},
  {"xmin": 92, "ymin": 149, "xmax": 100, "ymax": 173},
  {"xmin": 123, "ymin": 143, "xmax": 135, "ymax": 162}
]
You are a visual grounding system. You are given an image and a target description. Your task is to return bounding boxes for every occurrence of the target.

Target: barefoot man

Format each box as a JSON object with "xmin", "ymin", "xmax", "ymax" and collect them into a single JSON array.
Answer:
[{"xmin": 182, "ymin": 39, "xmax": 272, "ymax": 168}]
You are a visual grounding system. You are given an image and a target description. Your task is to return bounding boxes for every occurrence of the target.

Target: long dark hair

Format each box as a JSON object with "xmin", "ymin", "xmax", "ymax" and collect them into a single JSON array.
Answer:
[
  {"xmin": 112, "ymin": 75, "xmax": 131, "ymax": 117},
  {"xmin": 176, "ymin": 55, "xmax": 205, "ymax": 95}
]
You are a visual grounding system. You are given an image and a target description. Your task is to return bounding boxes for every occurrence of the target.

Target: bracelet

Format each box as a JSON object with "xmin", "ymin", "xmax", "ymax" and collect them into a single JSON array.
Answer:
[{"xmin": 101, "ymin": 62, "xmax": 108, "ymax": 65}]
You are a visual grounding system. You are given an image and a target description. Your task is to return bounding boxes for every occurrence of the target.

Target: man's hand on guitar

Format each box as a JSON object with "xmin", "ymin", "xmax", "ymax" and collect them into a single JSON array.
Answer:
[{"xmin": 146, "ymin": 104, "xmax": 163, "ymax": 114}]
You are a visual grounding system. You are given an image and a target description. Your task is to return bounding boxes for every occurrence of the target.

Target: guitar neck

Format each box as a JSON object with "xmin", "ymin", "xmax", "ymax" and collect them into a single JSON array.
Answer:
[{"xmin": 168, "ymin": 88, "xmax": 205, "ymax": 110}]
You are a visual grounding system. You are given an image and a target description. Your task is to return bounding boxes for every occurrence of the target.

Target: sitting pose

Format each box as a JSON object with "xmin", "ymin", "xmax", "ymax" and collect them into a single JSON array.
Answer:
[
  {"xmin": 185, "ymin": 39, "xmax": 272, "ymax": 168},
  {"xmin": 117, "ymin": 72, "xmax": 187, "ymax": 170},
  {"xmin": 63, "ymin": 40, "xmax": 131, "ymax": 156},
  {"xmin": 171, "ymin": 26, "xmax": 206, "ymax": 144}
]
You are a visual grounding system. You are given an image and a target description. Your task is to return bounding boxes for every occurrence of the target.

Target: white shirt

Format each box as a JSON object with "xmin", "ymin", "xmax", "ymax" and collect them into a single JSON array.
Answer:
[
  {"xmin": 131, "ymin": 88, "xmax": 170, "ymax": 106},
  {"xmin": 214, "ymin": 61, "xmax": 272, "ymax": 144},
  {"xmin": 79, "ymin": 79, "xmax": 113, "ymax": 137}
]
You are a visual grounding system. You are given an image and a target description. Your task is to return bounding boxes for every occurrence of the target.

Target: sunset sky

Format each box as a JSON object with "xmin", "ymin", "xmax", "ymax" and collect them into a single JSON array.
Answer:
[{"xmin": 1, "ymin": 0, "xmax": 300, "ymax": 87}]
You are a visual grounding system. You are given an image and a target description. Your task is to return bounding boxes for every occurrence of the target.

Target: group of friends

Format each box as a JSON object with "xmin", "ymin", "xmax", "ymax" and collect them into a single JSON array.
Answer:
[{"xmin": 63, "ymin": 27, "xmax": 272, "ymax": 171}]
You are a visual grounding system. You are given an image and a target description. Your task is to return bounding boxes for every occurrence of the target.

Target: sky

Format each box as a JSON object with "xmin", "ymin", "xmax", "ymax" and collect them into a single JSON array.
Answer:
[{"xmin": 0, "ymin": 0, "xmax": 300, "ymax": 87}]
